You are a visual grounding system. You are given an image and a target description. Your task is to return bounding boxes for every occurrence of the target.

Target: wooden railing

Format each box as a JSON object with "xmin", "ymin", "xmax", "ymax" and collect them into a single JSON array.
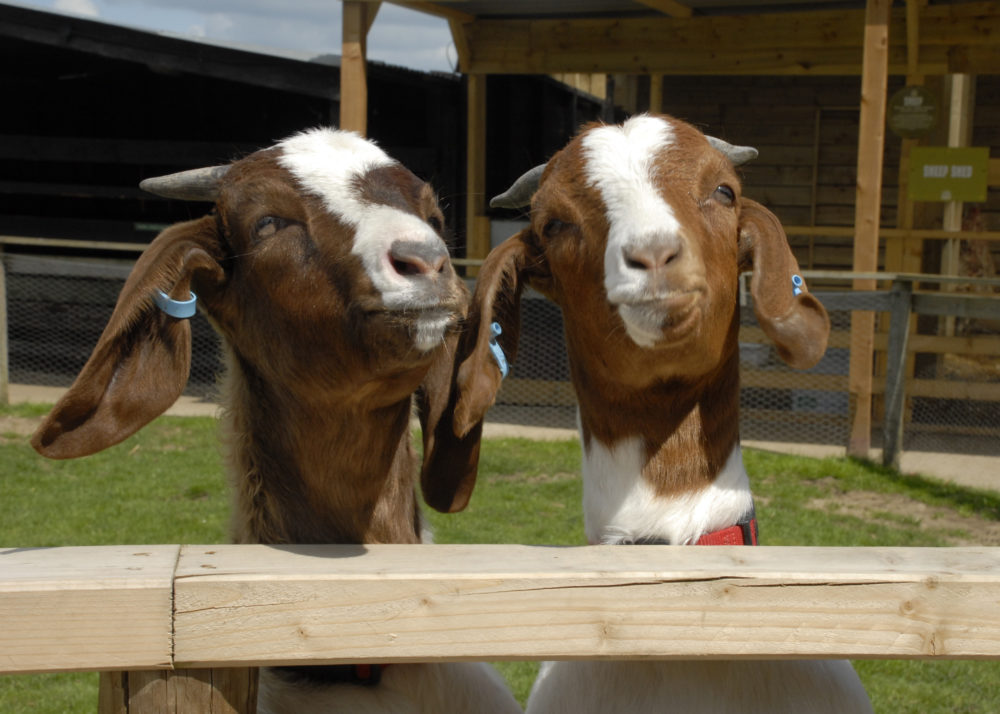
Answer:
[{"xmin": 3, "ymin": 545, "xmax": 1000, "ymax": 712}]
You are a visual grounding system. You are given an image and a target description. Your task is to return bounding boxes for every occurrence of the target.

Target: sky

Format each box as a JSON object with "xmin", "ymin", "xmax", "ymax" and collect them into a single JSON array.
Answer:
[{"xmin": 10, "ymin": 0, "xmax": 457, "ymax": 73}]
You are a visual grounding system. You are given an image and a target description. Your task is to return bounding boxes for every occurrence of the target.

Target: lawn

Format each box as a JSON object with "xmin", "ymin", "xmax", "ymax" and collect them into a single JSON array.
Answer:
[{"xmin": 2, "ymin": 402, "xmax": 1000, "ymax": 712}]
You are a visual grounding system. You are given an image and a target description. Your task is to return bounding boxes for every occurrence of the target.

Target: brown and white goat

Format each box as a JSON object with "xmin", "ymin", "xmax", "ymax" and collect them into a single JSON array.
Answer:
[
  {"xmin": 450, "ymin": 115, "xmax": 873, "ymax": 713},
  {"xmin": 30, "ymin": 128, "xmax": 521, "ymax": 714}
]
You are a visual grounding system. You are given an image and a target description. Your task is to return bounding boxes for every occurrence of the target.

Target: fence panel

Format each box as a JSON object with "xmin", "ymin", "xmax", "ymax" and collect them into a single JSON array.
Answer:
[
  {"xmin": 4, "ymin": 544, "xmax": 1000, "ymax": 674},
  {"xmin": 3, "ymin": 251, "xmax": 999, "ymax": 461}
]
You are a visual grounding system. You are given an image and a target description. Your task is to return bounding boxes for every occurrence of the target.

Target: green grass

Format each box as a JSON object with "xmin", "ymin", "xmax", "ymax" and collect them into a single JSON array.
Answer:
[{"xmin": 2, "ymin": 402, "xmax": 1000, "ymax": 712}]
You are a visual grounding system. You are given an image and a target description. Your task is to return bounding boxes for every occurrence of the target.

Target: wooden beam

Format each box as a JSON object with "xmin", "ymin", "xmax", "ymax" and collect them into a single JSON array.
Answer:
[
  {"xmin": 460, "ymin": 3, "xmax": 999, "ymax": 75},
  {"xmin": 465, "ymin": 73, "xmax": 489, "ymax": 267},
  {"xmin": 5, "ymin": 544, "xmax": 1000, "ymax": 686},
  {"xmin": 364, "ymin": 1, "xmax": 382, "ymax": 33},
  {"xmin": 0, "ymin": 546, "xmax": 176, "ymax": 673},
  {"xmin": 634, "ymin": 0, "xmax": 692, "ymax": 18},
  {"xmin": 883, "ymin": 0, "xmax": 927, "ymax": 426},
  {"xmin": 448, "ymin": 17, "xmax": 471, "ymax": 71},
  {"xmin": 392, "ymin": 1, "xmax": 474, "ymax": 24},
  {"xmin": 649, "ymin": 73, "xmax": 664, "ymax": 113},
  {"xmin": 906, "ymin": 0, "xmax": 927, "ymax": 81},
  {"xmin": 340, "ymin": 1, "xmax": 379, "ymax": 135},
  {"xmin": 940, "ymin": 73, "xmax": 977, "ymax": 338},
  {"xmin": 99, "ymin": 669, "xmax": 257, "ymax": 714},
  {"xmin": 0, "ymin": 247, "xmax": 7, "ymax": 404},
  {"xmin": 17, "ymin": 544, "xmax": 1000, "ymax": 667},
  {"xmin": 848, "ymin": 0, "xmax": 891, "ymax": 458}
]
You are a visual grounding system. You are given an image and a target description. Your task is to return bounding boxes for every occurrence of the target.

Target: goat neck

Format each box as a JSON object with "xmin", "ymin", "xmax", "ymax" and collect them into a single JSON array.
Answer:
[
  {"xmin": 222, "ymin": 352, "xmax": 424, "ymax": 546},
  {"xmin": 565, "ymin": 311, "xmax": 748, "ymax": 545},
  {"xmin": 570, "ymin": 329, "xmax": 741, "ymax": 488}
]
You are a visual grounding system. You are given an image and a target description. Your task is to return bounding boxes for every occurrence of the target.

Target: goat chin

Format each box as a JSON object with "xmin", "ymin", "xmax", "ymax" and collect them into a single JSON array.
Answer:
[
  {"xmin": 526, "ymin": 660, "xmax": 873, "ymax": 714},
  {"xmin": 258, "ymin": 662, "xmax": 523, "ymax": 714}
]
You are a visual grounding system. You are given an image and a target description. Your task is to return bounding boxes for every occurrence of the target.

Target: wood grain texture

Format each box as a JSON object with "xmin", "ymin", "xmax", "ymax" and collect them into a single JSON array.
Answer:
[
  {"xmin": 172, "ymin": 545, "xmax": 1000, "ymax": 667},
  {"xmin": 6, "ymin": 545, "xmax": 1000, "ymax": 674},
  {"xmin": 0, "ymin": 546, "xmax": 177, "ymax": 673}
]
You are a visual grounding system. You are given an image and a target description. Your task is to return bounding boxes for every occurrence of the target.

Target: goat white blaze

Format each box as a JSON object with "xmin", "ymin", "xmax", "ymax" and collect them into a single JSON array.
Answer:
[
  {"xmin": 582, "ymin": 115, "xmax": 683, "ymax": 348},
  {"xmin": 582, "ymin": 437, "xmax": 753, "ymax": 545},
  {"xmin": 277, "ymin": 128, "xmax": 450, "ymax": 351}
]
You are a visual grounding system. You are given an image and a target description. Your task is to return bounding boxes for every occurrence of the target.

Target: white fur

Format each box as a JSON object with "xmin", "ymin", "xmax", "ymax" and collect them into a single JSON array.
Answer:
[
  {"xmin": 527, "ymin": 660, "xmax": 872, "ymax": 714},
  {"xmin": 260, "ymin": 662, "xmax": 522, "ymax": 714},
  {"xmin": 278, "ymin": 129, "xmax": 449, "ymax": 350},
  {"xmin": 582, "ymin": 439, "xmax": 754, "ymax": 545},
  {"xmin": 527, "ymin": 116, "xmax": 873, "ymax": 713},
  {"xmin": 278, "ymin": 128, "xmax": 395, "ymax": 220},
  {"xmin": 412, "ymin": 310, "xmax": 454, "ymax": 352},
  {"xmin": 582, "ymin": 115, "xmax": 684, "ymax": 347},
  {"xmin": 268, "ymin": 131, "xmax": 514, "ymax": 709}
]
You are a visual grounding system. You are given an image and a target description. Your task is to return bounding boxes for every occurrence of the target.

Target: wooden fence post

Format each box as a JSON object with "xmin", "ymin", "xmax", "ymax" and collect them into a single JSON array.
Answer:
[
  {"xmin": 0, "ymin": 244, "xmax": 8, "ymax": 405},
  {"xmin": 98, "ymin": 669, "xmax": 258, "ymax": 714},
  {"xmin": 882, "ymin": 278, "xmax": 914, "ymax": 470},
  {"xmin": 848, "ymin": 0, "xmax": 891, "ymax": 457}
]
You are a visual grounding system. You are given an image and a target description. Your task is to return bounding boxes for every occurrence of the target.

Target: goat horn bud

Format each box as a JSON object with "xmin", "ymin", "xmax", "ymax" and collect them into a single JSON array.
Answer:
[
  {"xmin": 139, "ymin": 165, "xmax": 231, "ymax": 202},
  {"xmin": 490, "ymin": 164, "xmax": 545, "ymax": 210},
  {"xmin": 705, "ymin": 136, "xmax": 758, "ymax": 166}
]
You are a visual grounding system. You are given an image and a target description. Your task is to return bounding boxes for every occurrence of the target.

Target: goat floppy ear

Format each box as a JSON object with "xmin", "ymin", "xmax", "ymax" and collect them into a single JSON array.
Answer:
[
  {"xmin": 417, "ymin": 230, "xmax": 536, "ymax": 513},
  {"xmin": 738, "ymin": 199, "xmax": 830, "ymax": 369},
  {"xmin": 31, "ymin": 217, "xmax": 225, "ymax": 459},
  {"xmin": 453, "ymin": 230, "xmax": 534, "ymax": 438},
  {"xmin": 416, "ymin": 328, "xmax": 483, "ymax": 514}
]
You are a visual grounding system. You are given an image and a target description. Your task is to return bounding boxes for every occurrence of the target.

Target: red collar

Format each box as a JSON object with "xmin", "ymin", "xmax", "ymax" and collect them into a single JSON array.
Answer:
[
  {"xmin": 695, "ymin": 517, "xmax": 758, "ymax": 546},
  {"xmin": 629, "ymin": 508, "xmax": 759, "ymax": 546}
]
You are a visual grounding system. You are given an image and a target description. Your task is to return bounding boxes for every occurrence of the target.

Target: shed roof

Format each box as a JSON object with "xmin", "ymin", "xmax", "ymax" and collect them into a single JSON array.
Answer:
[{"xmin": 396, "ymin": 0, "xmax": 998, "ymax": 76}]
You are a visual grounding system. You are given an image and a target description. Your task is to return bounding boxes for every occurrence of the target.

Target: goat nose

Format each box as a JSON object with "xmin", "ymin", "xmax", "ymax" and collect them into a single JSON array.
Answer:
[
  {"xmin": 622, "ymin": 240, "xmax": 681, "ymax": 272},
  {"xmin": 389, "ymin": 240, "xmax": 448, "ymax": 278}
]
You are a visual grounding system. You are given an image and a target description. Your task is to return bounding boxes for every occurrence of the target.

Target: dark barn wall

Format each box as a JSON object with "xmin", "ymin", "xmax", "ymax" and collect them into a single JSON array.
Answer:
[
  {"xmin": 1, "ymin": 4, "xmax": 604, "ymax": 260},
  {"xmin": 0, "ymin": 4, "xmax": 461, "ymax": 250},
  {"xmin": 484, "ymin": 74, "xmax": 604, "ymax": 223}
]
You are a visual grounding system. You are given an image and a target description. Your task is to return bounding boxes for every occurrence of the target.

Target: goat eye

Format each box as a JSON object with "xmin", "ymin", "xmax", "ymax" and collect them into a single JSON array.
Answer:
[
  {"xmin": 543, "ymin": 219, "xmax": 569, "ymax": 238},
  {"xmin": 427, "ymin": 215, "xmax": 443, "ymax": 233},
  {"xmin": 254, "ymin": 215, "xmax": 285, "ymax": 239},
  {"xmin": 713, "ymin": 185, "xmax": 736, "ymax": 206}
]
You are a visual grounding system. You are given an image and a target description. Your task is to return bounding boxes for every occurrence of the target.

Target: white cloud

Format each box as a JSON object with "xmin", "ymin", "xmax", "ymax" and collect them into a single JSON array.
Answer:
[
  {"xmin": 54, "ymin": 0, "xmax": 100, "ymax": 17},
  {"xmin": 24, "ymin": 0, "xmax": 454, "ymax": 73}
]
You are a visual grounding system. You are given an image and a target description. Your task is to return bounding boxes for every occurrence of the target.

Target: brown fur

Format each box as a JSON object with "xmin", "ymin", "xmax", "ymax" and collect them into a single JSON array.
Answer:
[
  {"xmin": 454, "ymin": 115, "xmax": 829, "ymax": 499},
  {"xmin": 31, "ymin": 144, "xmax": 479, "ymax": 544}
]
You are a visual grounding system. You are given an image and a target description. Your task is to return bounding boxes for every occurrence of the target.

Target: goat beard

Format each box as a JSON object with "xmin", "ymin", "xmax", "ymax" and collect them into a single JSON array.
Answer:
[{"xmin": 617, "ymin": 297, "xmax": 700, "ymax": 347}]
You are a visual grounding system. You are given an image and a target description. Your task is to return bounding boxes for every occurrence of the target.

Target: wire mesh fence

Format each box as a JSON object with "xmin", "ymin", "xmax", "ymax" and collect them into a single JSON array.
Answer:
[
  {"xmin": 4, "ymin": 252, "xmax": 999, "ymax": 457},
  {"xmin": 4, "ymin": 253, "xmax": 223, "ymax": 400}
]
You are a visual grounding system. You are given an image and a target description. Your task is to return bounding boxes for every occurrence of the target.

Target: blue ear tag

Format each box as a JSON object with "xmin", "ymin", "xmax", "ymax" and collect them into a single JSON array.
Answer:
[
  {"xmin": 154, "ymin": 290, "xmax": 198, "ymax": 319},
  {"xmin": 791, "ymin": 274, "xmax": 804, "ymax": 296},
  {"xmin": 488, "ymin": 322, "xmax": 509, "ymax": 379}
]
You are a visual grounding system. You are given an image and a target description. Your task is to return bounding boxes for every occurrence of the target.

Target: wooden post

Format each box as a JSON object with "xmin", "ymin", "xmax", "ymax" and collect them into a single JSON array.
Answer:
[
  {"xmin": 649, "ymin": 73, "xmax": 664, "ymax": 114},
  {"xmin": 340, "ymin": 2, "xmax": 381, "ymax": 135},
  {"xmin": 881, "ymin": 0, "xmax": 926, "ymax": 443},
  {"xmin": 940, "ymin": 73, "xmax": 976, "ymax": 336},
  {"xmin": 882, "ymin": 279, "xmax": 913, "ymax": 470},
  {"xmin": 0, "ymin": 245, "xmax": 8, "ymax": 405},
  {"xmin": 465, "ymin": 72, "xmax": 489, "ymax": 271},
  {"xmin": 888, "ymin": 0, "xmax": 926, "ymax": 276},
  {"xmin": 98, "ymin": 669, "xmax": 258, "ymax": 714},
  {"xmin": 847, "ymin": 0, "xmax": 891, "ymax": 458}
]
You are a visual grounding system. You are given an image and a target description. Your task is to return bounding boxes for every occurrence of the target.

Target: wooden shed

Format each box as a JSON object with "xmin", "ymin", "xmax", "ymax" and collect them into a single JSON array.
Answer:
[
  {"xmin": 338, "ymin": 0, "xmax": 1000, "ymax": 455},
  {"xmin": 0, "ymin": 3, "xmax": 606, "ymax": 250}
]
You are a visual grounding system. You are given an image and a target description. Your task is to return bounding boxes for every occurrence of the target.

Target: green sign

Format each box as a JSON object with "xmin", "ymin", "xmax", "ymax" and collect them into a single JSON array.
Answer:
[{"xmin": 908, "ymin": 147, "xmax": 989, "ymax": 202}]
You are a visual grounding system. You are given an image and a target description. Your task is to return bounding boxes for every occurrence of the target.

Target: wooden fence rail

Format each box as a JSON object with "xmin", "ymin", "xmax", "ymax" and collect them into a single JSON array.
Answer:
[
  {"xmin": 5, "ymin": 544, "xmax": 1000, "ymax": 711},
  {"xmin": 5, "ymin": 544, "xmax": 1000, "ymax": 672}
]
